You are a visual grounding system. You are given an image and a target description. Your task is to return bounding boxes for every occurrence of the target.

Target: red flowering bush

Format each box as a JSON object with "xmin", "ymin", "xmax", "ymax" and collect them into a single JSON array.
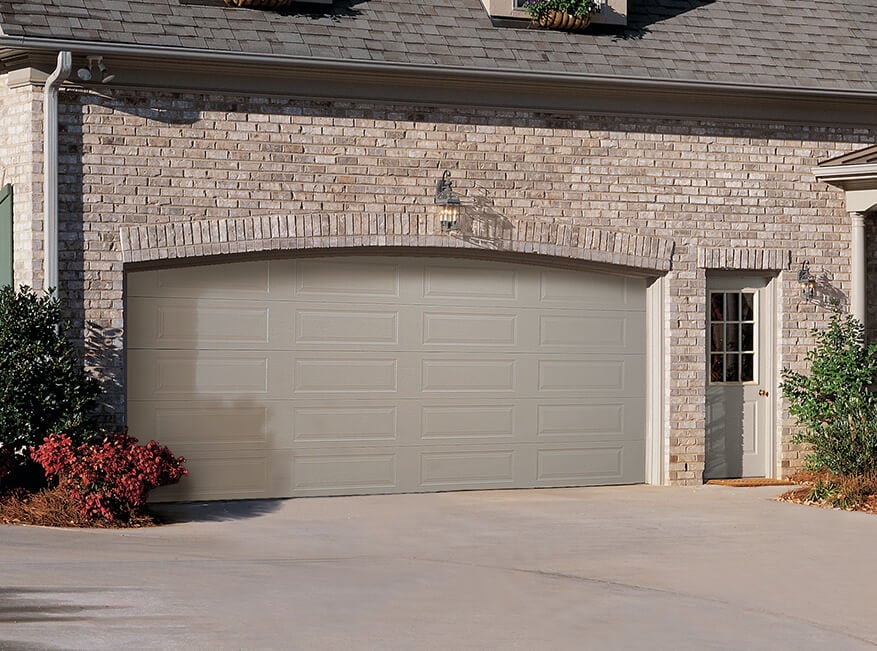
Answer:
[{"xmin": 31, "ymin": 432, "xmax": 187, "ymax": 522}]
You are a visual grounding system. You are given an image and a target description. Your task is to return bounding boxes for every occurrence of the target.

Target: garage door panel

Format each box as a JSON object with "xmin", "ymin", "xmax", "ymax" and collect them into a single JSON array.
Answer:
[
  {"xmin": 127, "ymin": 297, "xmax": 287, "ymax": 349},
  {"xmin": 295, "ymin": 307, "xmax": 400, "ymax": 346},
  {"xmin": 292, "ymin": 404, "xmax": 399, "ymax": 443},
  {"xmin": 150, "ymin": 453, "xmax": 270, "ymax": 501},
  {"xmin": 421, "ymin": 311, "xmax": 518, "ymax": 346},
  {"xmin": 538, "ymin": 313, "xmax": 644, "ymax": 351},
  {"xmin": 536, "ymin": 446, "xmax": 625, "ymax": 484},
  {"xmin": 421, "ymin": 358, "xmax": 517, "ymax": 393},
  {"xmin": 292, "ymin": 357, "xmax": 398, "ymax": 394},
  {"xmin": 128, "ymin": 401, "xmax": 270, "ymax": 446},
  {"xmin": 128, "ymin": 350, "xmax": 295, "ymax": 400},
  {"xmin": 129, "ymin": 400, "xmax": 299, "ymax": 453},
  {"xmin": 419, "ymin": 449, "xmax": 516, "ymax": 488},
  {"xmin": 423, "ymin": 262, "xmax": 519, "ymax": 302},
  {"xmin": 536, "ymin": 399, "xmax": 644, "ymax": 443},
  {"xmin": 540, "ymin": 270, "xmax": 646, "ymax": 309},
  {"xmin": 128, "ymin": 255, "xmax": 648, "ymax": 500},
  {"xmin": 129, "ymin": 351, "xmax": 264, "ymax": 398},
  {"xmin": 420, "ymin": 404, "xmax": 516, "ymax": 441},
  {"xmin": 288, "ymin": 258, "xmax": 401, "ymax": 300},
  {"xmin": 537, "ymin": 356, "xmax": 645, "ymax": 395},
  {"xmin": 291, "ymin": 449, "xmax": 399, "ymax": 494},
  {"xmin": 128, "ymin": 260, "xmax": 270, "ymax": 299}
]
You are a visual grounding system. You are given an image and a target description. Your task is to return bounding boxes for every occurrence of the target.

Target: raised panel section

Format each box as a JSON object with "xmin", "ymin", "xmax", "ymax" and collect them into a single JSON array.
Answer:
[
  {"xmin": 160, "ymin": 455, "xmax": 268, "ymax": 498},
  {"xmin": 537, "ymin": 404, "xmax": 624, "ymax": 438},
  {"xmin": 294, "ymin": 358, "xmax": 397, "ymax": 393},
  {"xmin": 539, "ymin": 315, "xmax": 626, "ymax": 348},
  {"xmin": 295, "ymin": 309, "xmax": 398, "ymax": 345},
  {"xmin": 423, "ymin": 312, "xmax": 516, "ymax": 346},
  {"xmin": 136, "ymin": 354, "xmax": 270, "ymax": 396},
  {"xmin": 421, "ymin": 451, "xmax": 514, "ymax": 486},
  {"xmin": 538, "ymin": 360, "xmax": 625, "ymax": 393},
  {"xmin": 743, "ymin": 401, "xmax": 758, "ymax": 454},
  {"xmin": 128, "ymin": 260, "xmax": 269, "ymax": 297},
  {"xmin": 540, "ymin": 270, "xmax": 630, "ymax": 306},
  {"xmin": 157, "ymin": 303, "xmax": 269, "ymax": 347},
  {"xmin": 294, "ymin": 406, "xmax": 397, "ymax": 442},
  {"xmin": 422, "ymin": 359, "xmax": 516, "ymax": 392},
  {"xmin": 146, "ymin": 405, "xmax": 268, "ymax": 445},
  {"xmin": 421, "ymin": 405, "xmax": 515, "ymax": 440},
  {"xmin": 293, "ymin": 453, "xmax": 396, "ymax": 490},
  {"xmin": 537, "ymin": 447, "xmax": 624, "ymax": 482},
  {"xmin": 295, "ymin": 260, "xmax": 399, "ymax": 297},
  {"xmin": 423, "ymin": 264, "xmax": 517, "ymax": 300}
]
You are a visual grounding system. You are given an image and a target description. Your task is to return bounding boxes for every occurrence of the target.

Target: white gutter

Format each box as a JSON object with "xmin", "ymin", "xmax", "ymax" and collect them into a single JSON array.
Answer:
[
  {"xmin": 813, "ymin": 163, "xmax": 877, "ymax": 184},
  {"xmin": 42, "ymin": 50, "xmax": 71, "ymax": 293}
]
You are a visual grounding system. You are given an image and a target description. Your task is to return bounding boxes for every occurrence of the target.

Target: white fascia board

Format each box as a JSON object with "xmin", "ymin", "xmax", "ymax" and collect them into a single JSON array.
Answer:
[{"xmin": 812, "ymin": 163, "xmax": 877, "ymax": 188}]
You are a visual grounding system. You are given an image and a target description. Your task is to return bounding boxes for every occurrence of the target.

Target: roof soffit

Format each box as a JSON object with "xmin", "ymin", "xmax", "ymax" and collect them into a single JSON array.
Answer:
[{"xmin": 814, "ymin": 145, "xmax": 877, "ymax": 191}]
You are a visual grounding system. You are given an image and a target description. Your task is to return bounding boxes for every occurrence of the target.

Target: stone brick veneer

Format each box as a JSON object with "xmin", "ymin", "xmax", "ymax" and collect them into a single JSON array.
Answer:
[
  {"xmin": 14, "ymin": 86, "xmax": 870, "ymax": 484},
  {"xmin": 0, "ymin": 77, "xmax": 42, "ymax": 289}
]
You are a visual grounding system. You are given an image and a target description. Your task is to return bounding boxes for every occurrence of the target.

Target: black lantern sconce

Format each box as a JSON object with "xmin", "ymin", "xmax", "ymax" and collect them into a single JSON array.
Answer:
[
  {"xmin": 797, "ymin": 261, "xmax": 816, "ymax": 300},
  {"xmin": 435, "ymin": 170, "xmax": 461, "ymax": 232}
]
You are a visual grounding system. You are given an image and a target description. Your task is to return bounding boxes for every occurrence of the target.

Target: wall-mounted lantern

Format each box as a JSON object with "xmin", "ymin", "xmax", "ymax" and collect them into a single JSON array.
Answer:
[
  {"xmin": 435, "ymin": 171, "xmax": 461, "ymax": 232},
  {"xmin": 76, "ymin": 56, "xmax": 115, "ymax": 84},
  {"xmin": 797, "ymin": 261, "xmax": 816, "ymax": 300}
]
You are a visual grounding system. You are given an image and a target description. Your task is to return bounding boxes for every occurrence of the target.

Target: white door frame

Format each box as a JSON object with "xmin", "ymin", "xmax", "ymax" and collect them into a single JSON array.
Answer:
[
  {"xmin": 704, "ymin": 273, "xmax": 778, "ymax": 480},
  {"xmin": 646, "ymin": 275, "xmax": 666, "ymax": 485}
]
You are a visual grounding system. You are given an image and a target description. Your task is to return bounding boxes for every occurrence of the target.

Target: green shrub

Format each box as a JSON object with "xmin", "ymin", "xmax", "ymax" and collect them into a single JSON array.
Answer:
[
  {"xmin": 0, "ymin": 286, "xmax": 100, "ymax": 477},
  {"xmin": 780, "ymin": 311, "xmax": 877, "ymax": 475}
]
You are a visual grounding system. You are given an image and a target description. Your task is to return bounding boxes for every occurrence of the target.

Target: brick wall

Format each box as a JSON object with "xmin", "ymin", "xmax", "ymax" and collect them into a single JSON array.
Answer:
[
  {"xmin": 52, "ymin": 88, "xmax": 875, "ymax": 484},
  {"xmin": 0, "ymin": 76, "xmax": 42, "ymax": 289}
]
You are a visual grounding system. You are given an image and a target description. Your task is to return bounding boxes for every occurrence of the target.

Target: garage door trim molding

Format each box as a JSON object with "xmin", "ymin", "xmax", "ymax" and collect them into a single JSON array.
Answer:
[{"xmin": 120, "ymin": 215, "xmax": 675, "ymax": 272}]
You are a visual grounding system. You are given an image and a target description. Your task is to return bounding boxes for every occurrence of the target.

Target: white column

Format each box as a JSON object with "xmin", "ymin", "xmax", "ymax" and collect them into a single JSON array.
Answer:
[{"xmin": 851, "ymin": 211, "xmax": 866, "ymax": 326}]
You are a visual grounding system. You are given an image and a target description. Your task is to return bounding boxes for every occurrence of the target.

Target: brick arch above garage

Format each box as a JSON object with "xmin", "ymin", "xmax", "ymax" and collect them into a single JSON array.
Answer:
[{"xmin": 119, "ymin": 215, "xmax": 675, "ymax": 273}]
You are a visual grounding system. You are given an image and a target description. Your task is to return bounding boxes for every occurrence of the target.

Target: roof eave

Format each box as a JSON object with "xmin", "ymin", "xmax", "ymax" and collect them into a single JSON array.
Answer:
[
  {"xmin": 2, "ymin": 35, "xmax": 877, "ymax": 104},
  {"xmin": 813, "ymin": 164, "xmax": 877, "ymax": 190}
]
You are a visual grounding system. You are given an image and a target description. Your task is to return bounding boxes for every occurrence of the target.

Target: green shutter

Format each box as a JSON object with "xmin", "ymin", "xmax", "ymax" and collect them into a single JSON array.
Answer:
[{"xmin": 0, "ymin": 185, "xmax": 11, "ymax": 287}]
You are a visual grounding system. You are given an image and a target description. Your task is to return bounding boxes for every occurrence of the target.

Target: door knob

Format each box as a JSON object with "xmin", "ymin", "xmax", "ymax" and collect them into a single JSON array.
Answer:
[{"xmin": 758, "ymin": 389, "xmax": 769, "ymax": 397}]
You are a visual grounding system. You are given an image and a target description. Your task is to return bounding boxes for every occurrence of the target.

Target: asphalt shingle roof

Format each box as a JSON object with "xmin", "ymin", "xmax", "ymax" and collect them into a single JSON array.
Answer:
[{"xmin": 0, "ymin": 0, "xmax": 875, "ymax": 93}]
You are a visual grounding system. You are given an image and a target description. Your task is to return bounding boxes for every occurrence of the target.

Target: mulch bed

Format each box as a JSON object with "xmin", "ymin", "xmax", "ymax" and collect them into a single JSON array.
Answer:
[
  {"xmin": 775, "ymin": 471, "xmax": 877, "ymax": 515},
  {"xmin": 0, "ymin": 486, "xmax": 159, "ymax": 528}
]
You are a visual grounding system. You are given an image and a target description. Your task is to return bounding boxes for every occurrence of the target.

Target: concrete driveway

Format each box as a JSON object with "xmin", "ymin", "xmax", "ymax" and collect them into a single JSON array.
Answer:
[{"xmin": 2, "ymin": 485, "xmax": 876, "ymax": 650}]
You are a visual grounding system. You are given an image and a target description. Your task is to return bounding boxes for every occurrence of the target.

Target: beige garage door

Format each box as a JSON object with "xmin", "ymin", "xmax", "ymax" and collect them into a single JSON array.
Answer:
[{"xmin": 127, "ymin": 256, "xmax": 646, "ymax": 501}]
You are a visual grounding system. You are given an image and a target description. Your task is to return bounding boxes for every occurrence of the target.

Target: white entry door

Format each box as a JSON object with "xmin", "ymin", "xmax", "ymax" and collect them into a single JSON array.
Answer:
[{"xmin": 705, "ymin": 276, "xmax": 774, "ymax": 480}]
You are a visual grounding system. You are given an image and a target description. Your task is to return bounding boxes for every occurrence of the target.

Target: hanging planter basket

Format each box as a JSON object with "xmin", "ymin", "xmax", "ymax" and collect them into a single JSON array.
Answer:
[
  {"xmin": 534, "ymin": 10, "xmax": 592, "ymax": 32},
  {"xmin": 224, "ymin": 0, "xmax": 297, "ymax": 9}
]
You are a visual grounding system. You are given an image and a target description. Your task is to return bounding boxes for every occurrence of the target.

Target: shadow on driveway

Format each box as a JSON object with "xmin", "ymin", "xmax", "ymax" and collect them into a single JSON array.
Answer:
[{"xmin": 149, "ymin": 498, "xmax": 284, "ymax": 523}]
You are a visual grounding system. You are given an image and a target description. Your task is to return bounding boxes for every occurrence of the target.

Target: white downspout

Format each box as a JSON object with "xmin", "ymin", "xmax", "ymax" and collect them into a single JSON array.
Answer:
[
  {"xmin": 851, "ymin": 211, "xmax": 866, "ymax": 327},
  {"xmin": 42, "ymin": 51, "xmax": 72, "ymax": 293}
]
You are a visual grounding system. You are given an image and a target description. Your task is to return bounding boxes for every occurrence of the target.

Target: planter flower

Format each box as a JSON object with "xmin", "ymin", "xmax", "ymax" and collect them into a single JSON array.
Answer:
[
  {"xmin": 224, "ymin": 0, "xmax": 296, "ymax": 9},
  {"xmin": 522, "ymin": 0, "xmax": 599, "ymax": 32}
]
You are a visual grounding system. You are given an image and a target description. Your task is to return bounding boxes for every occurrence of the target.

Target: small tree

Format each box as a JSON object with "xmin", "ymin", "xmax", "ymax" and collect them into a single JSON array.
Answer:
[
  {"xmin": 0, "ymin": 286, "xmax": 100, "ymax": 477},
  {"xmin": 780, "ymin": 311, "xmax": 877, "ymax": 475}
]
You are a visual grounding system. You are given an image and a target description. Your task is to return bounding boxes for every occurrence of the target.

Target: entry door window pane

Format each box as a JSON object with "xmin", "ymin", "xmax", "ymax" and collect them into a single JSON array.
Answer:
[{"xmin": 709, "ymin": 291, "xmax": 756, "ymax": 384}]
